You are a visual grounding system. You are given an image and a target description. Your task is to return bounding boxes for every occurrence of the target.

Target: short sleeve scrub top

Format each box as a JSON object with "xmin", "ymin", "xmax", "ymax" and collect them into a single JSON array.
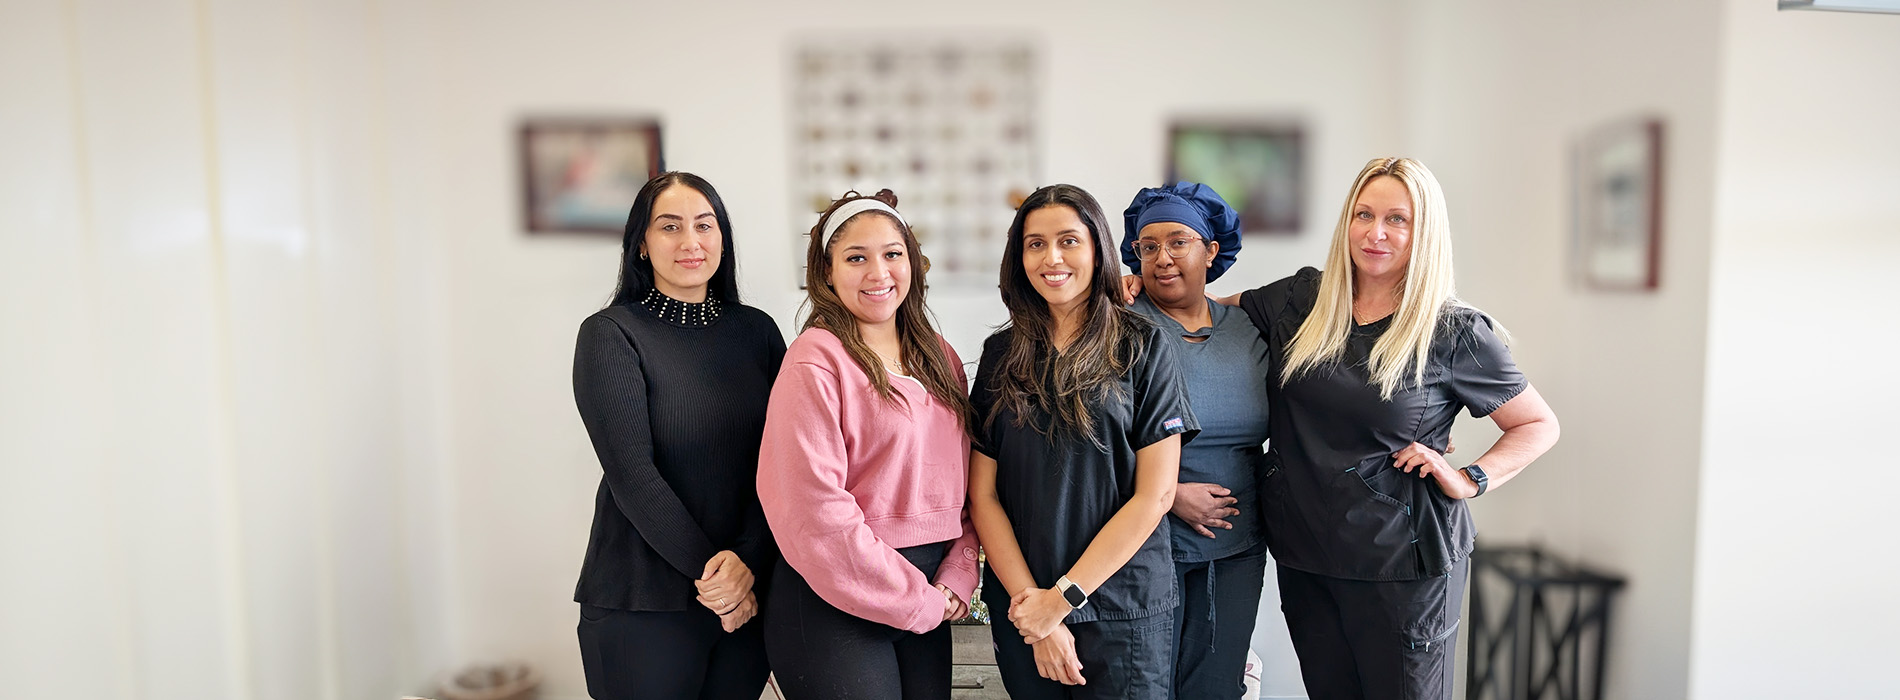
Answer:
[
  {"xmin": 1238, "ymin": 267, "xmax": 1526, "ymax": 582},
  {"xmin": 970, "ymin": 320, "xmax": 1201, "ymax": 698},
  {"xmin": 970, "ymin": 321, "xmax": 1201, "ymax": 620}
]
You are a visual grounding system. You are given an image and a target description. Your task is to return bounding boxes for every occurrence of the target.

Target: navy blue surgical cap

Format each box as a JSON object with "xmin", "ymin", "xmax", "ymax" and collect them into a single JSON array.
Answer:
[{"xmin": 1121, "ymin": 182, "xmax": 1242, "ymax": 282}]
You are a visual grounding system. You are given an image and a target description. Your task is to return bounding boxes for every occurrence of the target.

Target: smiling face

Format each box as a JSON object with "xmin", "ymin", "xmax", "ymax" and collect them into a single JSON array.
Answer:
[
  {"xmin": 1348, "ymin": 175, "xmax": 1415, "ymax": 288},
  {"xmin": 1021, "ymin": 205, "xmax": 1095, "ymax": 316},
  {"xmin": 827, "ymin": 213, "xmax": 911, "ymax": 330},
  {"xmin": 641, "ymin": 184, "xmax": 723, "ymax": 300},
  {"xmin": 1136, "ymin": 221, "xmax": 1216, "ymax": 309}
]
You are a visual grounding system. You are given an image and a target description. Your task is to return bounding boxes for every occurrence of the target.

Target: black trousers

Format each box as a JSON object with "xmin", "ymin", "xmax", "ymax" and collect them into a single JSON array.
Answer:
[
  {"xmin": 1172, "ymin": 544, "xmax": 1268, "ymax": 700},
  {"xmin": 1276, "ymin": 558, "xmax": 1469, "ymax": 700},
  {"xmin": 987, "ymin": 605, "xmax": 1175, "ymax": 700},
  {"xmin": 763, "ymin": 543, "xmax": 951, "ymax": 700},
  {"xmin": 575, "ymin": 603, "xmax": 769, "ymax": 700}
]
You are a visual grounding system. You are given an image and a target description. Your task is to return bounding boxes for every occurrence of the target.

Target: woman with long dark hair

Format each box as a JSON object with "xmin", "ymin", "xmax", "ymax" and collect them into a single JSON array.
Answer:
[
  {"xmin": 968, "ymin": 184, "xmax": 1198, "ymax": 699},
  {"xmin": 571, "ymin": 171, "xmax": 784, "ymax": 700},
  {"xmin": 757, "ymin": 190, "xmax": 981, "ymax": 699}
]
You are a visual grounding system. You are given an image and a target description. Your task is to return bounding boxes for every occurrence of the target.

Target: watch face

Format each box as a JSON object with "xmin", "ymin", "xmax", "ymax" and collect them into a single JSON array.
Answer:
[{"xmin": 1062, "ymin": 585, "xmax": 1087, "ymax": 608}]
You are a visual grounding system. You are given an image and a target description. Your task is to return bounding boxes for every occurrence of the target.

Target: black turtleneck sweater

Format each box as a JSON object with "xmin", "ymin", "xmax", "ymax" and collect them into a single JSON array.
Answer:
[{"xmin": 571, "ymin": 292, "xmax": 787, "ymax": 611}]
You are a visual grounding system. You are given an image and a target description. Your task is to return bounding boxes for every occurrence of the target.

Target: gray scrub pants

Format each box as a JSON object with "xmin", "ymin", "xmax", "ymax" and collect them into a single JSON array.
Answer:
[
  {"xmin": 1172, "ymin": 544, "xmax": 1268, "ymax": 699},
  {"xmin": 988, "ymin": 610, "xmax": 1175, "ymax": 700},
  {"xmin": 1276, "ymin": 558, "xmax": 1469, "ymax": 700}
]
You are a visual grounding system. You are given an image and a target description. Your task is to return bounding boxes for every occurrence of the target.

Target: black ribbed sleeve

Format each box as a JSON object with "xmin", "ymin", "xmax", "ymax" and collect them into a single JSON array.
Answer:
[{"xmin": 571, "ymin": 303, "xmax": 786, "ymax": 611}]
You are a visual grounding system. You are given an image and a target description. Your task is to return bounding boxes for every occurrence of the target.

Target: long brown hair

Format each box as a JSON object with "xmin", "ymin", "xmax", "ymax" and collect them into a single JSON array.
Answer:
[
  {"xmin": 803, "ymin": 189, "xmax": 975, "ymax": 427},
  {"xmin": 986, "ymin": 184, "xmax": 1149, "ymax": 450}
]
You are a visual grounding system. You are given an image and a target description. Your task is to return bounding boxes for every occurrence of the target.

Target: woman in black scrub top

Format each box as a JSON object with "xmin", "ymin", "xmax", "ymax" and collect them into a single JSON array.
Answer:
[
  {"xmin": 967, "ymin": 184, "xmax": 1199, "ymax": 700},
  {"xmin": 1203, "ymin": 157, "xmax": 1559, "ymax": 700}
]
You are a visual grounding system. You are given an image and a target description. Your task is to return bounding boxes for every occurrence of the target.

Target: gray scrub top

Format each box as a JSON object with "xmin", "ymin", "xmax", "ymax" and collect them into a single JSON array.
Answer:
[
  {"xmin": 971, "ymin": 318, "xmax": 1200, "ymax": 622},
  {"xmin": 1129, "ymin": 295, "xmax": 1272, "ymax": 563},
  {"xmin": 1239, "ymin": 268, "xmax": 1526, "ymax": 581}
]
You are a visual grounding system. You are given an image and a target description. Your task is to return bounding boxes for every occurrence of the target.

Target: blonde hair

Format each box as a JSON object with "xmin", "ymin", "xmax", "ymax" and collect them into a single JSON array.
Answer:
[{"xmin": 1282, "ymin": 157, "xmax": 1504, "ymax": 400}]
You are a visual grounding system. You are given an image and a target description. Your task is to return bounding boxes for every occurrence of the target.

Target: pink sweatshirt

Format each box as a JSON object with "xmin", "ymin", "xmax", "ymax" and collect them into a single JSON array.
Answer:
[{"xmin": 757, "ymin": 328, "xmax": 980, "ymax": 634}]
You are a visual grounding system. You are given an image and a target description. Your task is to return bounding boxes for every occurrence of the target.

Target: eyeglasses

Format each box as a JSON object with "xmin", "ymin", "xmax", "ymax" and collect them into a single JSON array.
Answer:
[{"xmin": 1130, "ymin": 237, "xmax": 1207, "ymax": 261}]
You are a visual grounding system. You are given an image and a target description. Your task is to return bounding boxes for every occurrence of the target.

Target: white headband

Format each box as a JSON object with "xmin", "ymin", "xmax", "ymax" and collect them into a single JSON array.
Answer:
[{"xmin": 821, "ymin": 198, "xmax": 906, "ymax": 247}]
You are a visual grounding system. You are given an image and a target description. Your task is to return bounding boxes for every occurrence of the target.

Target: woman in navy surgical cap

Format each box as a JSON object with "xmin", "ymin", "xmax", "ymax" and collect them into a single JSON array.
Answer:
[
  {"xmin": 1121, "ymin": 182, "xmax": 1275, "ymax": 700},
  {"xmin": 1129, "ymin": 158, "xmax": 1561, "ymax": 700}
]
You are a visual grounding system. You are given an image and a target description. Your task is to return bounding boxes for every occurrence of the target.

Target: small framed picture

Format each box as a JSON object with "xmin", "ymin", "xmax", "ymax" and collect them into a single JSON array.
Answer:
[
  {"xmin": 519, "ymin": 118, "xmax": 663, "ymax": 234},
  {"xmin": 1574, "ymin": 119, "xmax": 1663, "ymax": 290},
  {"xmin": 1166, "ymin": 121, "xmax": 1305, "ymax": 235}
]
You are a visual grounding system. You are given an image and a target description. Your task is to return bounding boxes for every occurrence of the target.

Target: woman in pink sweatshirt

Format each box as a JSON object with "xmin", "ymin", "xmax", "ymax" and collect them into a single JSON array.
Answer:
[{"xmin": 757, "ymin": 189, "xmax": 981, "ymax": 699}]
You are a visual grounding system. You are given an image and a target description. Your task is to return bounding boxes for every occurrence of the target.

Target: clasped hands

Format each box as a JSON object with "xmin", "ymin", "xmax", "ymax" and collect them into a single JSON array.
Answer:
[
  {"xmin": 937, "ymin": 583, "xmax": 970, "ymax": 622},
  {"xmin": 1007, "ymin": 587, "xmax": 1087, "ymax": 686},
  {"xmin": 700, "ymin": 550, "xmax": 968, "ymax": 632},
  {"xmin": 695, "ymin": 550, "xmax": 757, "ymax": 632}
]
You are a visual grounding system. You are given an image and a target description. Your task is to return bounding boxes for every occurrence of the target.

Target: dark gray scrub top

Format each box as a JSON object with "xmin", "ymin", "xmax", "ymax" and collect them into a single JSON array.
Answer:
[
  {"xmin": 971, "ymin": 320, "xmax": 1201, "ymax": 622},
  {"xmin": 1129, "ymin": 295, "xmax": 1271, "ymax": 563},
  {"xmin": 1238, "ymin": 268, "xmax": 1526, "ymax": 581}
]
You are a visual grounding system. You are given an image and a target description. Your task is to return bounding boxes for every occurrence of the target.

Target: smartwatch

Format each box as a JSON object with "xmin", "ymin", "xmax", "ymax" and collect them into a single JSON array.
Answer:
[
  {"xmin": 1055, "ymin": 575, "xmax": 1090, "ymax": 610},
  {"xmin": 1461, "ymin": 464, "xmax": 1490, "ymax": 498}
]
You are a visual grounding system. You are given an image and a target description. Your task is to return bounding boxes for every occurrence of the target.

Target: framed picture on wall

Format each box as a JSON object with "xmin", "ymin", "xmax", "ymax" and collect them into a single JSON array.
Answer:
[
  {"xmin": 1166, "ymin": 121, "xmax": 1305, "ymax": 235},
  {"xmin": 520, "ymin": 118, "xmax": 663, "ymax": 234},
  {"xmin": 789, "ymin": 38, "xmax": 1040, "ymax": 288},
  {"xmin": 1573, "ymin": 118, "xmax": 1663, "ymax": 290}
]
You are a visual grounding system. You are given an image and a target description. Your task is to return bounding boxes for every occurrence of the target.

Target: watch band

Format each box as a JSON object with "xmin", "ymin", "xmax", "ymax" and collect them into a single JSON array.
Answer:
[
  {"xmin": 1462, "ymin": 464, "xmax": 1489, "ymax": 497},
  {"xmin": 1055, "ymin": 575, "xmax": 1089, "ymax": 610}
]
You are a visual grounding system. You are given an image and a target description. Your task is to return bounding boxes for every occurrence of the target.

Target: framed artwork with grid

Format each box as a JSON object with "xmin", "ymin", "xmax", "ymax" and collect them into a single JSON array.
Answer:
[{"xmin": 789, "ymin": 38, "xmax": 1039, "ymax": 287}]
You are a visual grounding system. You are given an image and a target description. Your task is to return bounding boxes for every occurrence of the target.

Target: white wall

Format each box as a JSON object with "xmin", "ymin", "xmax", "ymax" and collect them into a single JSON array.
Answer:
[
  {"xmin": 0, "ymin": 1, "xmax": 457, "ymax": 698},
  {"xmin": 10, "ymin": 1, "xmax": 1893, "ymax": 699},
  {"xmin": 1692, "ymin": 3, "xmax": 1900, "ymax": 698},
  {"xmin": 1410, "ymin": 1, "xmax": 1724, "ymax": 698},
  {"xmin": 1413, "ymin": 2, "xmax": 1900, "ymax": 698}
]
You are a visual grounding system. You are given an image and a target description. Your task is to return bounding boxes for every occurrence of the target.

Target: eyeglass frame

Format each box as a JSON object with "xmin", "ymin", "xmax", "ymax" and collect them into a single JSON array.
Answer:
[{"xmin": 1128, "ymin": 234, "xmax": 1211, "ymax": 261}]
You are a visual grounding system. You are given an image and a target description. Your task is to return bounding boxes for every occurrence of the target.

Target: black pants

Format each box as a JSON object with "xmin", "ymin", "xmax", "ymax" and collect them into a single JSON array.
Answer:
[
  {"xmin": 764, "ymin": 543, "xmax": 951, "ymax": 700},
  {"xmin": 575, "ymin": 603, "xmax": 769, "ymax": 700},
  {"xmin": 1276, "ymin": 558, "xmax": 1469, "ymax": 700},
  {"xmin": 986, "ymin": 592, "xmax": 1175, "ymax": 700},
  {"xmin": 1172, "ymin": 544, "xmax": 1268, "ymax": 700}
]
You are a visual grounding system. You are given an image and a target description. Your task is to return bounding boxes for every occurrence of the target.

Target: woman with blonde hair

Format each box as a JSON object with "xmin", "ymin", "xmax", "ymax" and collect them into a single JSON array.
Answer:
[
  {"xmin": 757, "ymin": 189, "xmax": 980, "ymax": 699},
  {"xmin": 1247, "ymin": 157, "xmax": 1558, "ymax": 699},
  {"xmin": 1131, "ymin": 158, "xmax": 1560, "ymax": 699}
]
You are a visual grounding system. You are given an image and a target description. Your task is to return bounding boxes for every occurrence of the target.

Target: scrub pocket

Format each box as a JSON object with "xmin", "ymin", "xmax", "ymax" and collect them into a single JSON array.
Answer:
[
  {"xmin": 1077, "ymin": 613, "xmax": 1175, "ymax": 700},
  {"xmin": 1385, "ymin": 559, "xmax": 1468, "ymax": 700},
  {"xmin": 1336, "ymin": 454, "xmax": 1420, "ymax": 555},
  {"xmin": 1351, "ymin": 453, "xmax": 1413, "ymax": 511},
  {"xmin": 1398, "ymin": 615, "xmax": 1459, "ymax": 700}
]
